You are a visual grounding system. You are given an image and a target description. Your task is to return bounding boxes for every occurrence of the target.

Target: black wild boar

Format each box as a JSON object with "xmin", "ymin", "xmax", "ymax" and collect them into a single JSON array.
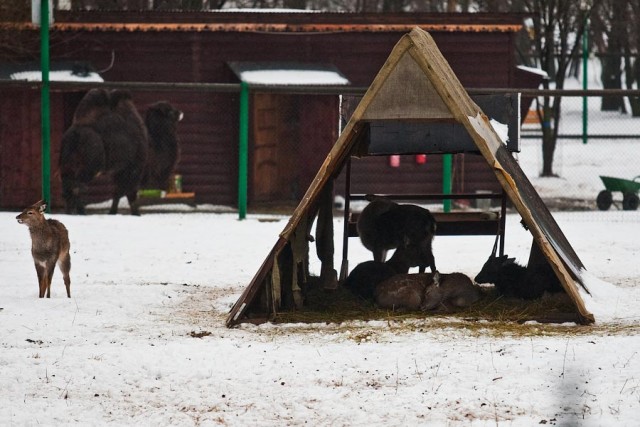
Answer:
[
  {"xmin": 474, "ymin": 254, "xmax": 564, "ymax": 300},
  {"xmin": 356, "ymin": 195, "xmax": 437, "ymax": 273},
  {"xmin": 344, "ymin": 243, "xmax": 430, "ymax": 300}
]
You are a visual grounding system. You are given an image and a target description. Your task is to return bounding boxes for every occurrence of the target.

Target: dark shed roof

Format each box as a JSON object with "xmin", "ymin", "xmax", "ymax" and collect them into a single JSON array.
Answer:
[{"xmin": 4, "ymin": 10, "xmax": 524, "ymax": 33}]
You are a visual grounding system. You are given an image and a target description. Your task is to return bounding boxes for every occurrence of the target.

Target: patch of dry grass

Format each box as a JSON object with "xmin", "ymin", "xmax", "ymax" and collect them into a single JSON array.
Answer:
[{"xmin": 270, "ymin": 281, "xmax": 639, "ymax": 338}]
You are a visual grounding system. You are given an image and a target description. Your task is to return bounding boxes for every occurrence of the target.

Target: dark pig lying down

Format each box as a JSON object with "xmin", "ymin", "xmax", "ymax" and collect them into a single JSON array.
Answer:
[{"xmin": 374, "ymin": 272, "xmax": 482, "ymax": 312}]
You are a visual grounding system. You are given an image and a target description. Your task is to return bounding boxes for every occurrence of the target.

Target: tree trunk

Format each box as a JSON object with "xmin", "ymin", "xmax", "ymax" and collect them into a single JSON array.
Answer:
[
  {"xmin": 600, "ymin": 54, "xmax": 626, "ymax": 112},
  {"xmin": 626, "ymin": 55, "xmax": 640, "ymax": 117},
  {"xmin": 540, "ymin": 80, "xmax": 557, "ymax": 177},
  {"xmin": 600, "ymin": 4, "xmax": 627, "ymax": 113},
  {"xmin": 540, "ymin": 113, "xmax": 556, "ymax": 177}
]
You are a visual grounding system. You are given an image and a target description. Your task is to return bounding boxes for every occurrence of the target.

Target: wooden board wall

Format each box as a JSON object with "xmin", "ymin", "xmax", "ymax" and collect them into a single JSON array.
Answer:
[{"xmin": 1, "ymin": 25, "xmax": 518, "ymax": 210}]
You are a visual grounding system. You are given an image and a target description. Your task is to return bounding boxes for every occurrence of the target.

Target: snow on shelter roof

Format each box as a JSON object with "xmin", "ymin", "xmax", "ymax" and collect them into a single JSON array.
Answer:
[
  {"xmin": 0, "ymin": 62, "xmax": 103, "ymax": 82},
  {"xmin": 228, "ymin": 62, "xmax": 350, "ymax": 86},
  {"xmin": 10, "ymin": 70, "xmax": 103, "ymax": 82},
  {"xmin": 517, "ymin": 65, "xmax": 548, "ymax": 78}
]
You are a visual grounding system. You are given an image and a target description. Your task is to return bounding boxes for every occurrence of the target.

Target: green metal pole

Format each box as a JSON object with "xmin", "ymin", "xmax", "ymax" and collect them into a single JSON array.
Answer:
[
  {"xmin": 442, "ymin": 154, "xmax": 452, "ymax": 213},
  {"xmin": 237, "ymin": 81, "xmax": 249, "ymax": 220},
  {"xmin": 40, "ymin": 0, "xmax": 51, "ymax": 211},
  {"xmin": 582, "ymin": 15, "xmax": 588, "ymax": 145}
]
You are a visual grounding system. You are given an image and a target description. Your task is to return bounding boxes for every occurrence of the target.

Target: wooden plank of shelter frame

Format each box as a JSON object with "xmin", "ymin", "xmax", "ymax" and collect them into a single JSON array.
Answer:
[
  {"xmin": 493, "ymin": 147, "xmax": 594, "ymax": 323},
  {"xmin": 226, "ymin": 238, "xmax": 287, "ymax": 327}
]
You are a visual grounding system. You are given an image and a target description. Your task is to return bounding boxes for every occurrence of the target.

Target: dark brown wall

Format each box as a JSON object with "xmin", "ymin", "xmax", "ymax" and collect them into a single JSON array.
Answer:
[
  {"xmin": 51, "ymin": 31, "xmax": 515, "ymax": 86},
  {"xmin": 1, "ymin": 19, "xmax": 519, "ymax": 210},
  {"xmin": 0, "ymin": 89, "xmax": 66, "ymax": 209}
]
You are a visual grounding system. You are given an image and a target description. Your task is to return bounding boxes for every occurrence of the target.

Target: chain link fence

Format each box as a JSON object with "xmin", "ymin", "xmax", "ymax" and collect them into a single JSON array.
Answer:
[{"xmin": 519, "ymin": 93, "xmax": 640, "ymax": 221}]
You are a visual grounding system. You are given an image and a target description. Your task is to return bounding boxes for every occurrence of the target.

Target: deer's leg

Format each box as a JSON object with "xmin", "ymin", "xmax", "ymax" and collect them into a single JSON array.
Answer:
[
  {"xmin": 35, "ymin": 264, "xmax": 47, "ymax": 298},
  {"xmin": 45, "ymin": 263, "xmax": 56, "ymax": 298},
  {"xmin": 59, "ymin": 254, "xmax": 71, "ymax": 298},
  {"xmin": 373, "ymin": 247, "xmax": 388, "ymax": 263},
  {"xmin": 418, "ymin": 252, "xmax": 436, "ymax": 275}
]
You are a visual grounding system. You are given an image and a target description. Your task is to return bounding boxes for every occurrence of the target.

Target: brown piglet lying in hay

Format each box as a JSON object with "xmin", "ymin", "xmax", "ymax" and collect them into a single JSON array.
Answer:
[
  {"xmin": 374, "ymin": 272, "xmax": 482, "ymax": 312},
  {"xmin": 344, "ymin": 243, "xmax": 435, "ymax": 300}
]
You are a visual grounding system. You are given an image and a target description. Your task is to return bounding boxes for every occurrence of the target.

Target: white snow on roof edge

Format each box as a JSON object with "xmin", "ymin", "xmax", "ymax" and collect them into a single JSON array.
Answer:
[
  {"xmin": 517, "ymin": 65, "xmax": 548, "ymax": 78},
  {"xmin": 239, "ymin": 69, "xmax": 349, "ymax": 86},
  {"xmin": 221, "ymin": 8, "xmax": 324, "ymax": 13},
  {"xmin": 10, "ymin": 70, "xmax": 104, "ymax": 82}
]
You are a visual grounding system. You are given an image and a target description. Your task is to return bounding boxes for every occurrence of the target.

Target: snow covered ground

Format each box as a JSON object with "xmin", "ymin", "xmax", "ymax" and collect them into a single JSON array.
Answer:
[
  {"xmin": 2, "ymin": 69, "xmax": 640, "ymax": 425},
  {"xmin": 1, "ymin": 202, "xmax": 639, "ymax": 426}
]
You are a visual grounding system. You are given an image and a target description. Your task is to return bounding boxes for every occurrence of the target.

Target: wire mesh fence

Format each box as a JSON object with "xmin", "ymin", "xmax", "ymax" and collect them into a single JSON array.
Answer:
[{"xmin": 518, "ymin": 94, "xmax": 640, "ymax": 222}]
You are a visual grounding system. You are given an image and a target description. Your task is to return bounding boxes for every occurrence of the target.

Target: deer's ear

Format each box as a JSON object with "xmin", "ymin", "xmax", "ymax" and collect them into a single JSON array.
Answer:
[{"xmin": 31, "ymin": 200, "xmax": 45, "ymax": 211}]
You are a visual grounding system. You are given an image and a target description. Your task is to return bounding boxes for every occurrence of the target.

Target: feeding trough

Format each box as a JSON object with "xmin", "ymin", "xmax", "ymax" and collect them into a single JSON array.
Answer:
[{"xmin": 596, "ymin": 176, "xmax": 640, "ymax": 211}]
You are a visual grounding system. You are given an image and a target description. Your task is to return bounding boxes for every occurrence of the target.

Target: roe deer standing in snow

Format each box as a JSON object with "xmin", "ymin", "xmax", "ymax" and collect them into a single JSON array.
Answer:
[{"xmin": 16, "ymin": 200, "xmax": 71, "ymax": 298}]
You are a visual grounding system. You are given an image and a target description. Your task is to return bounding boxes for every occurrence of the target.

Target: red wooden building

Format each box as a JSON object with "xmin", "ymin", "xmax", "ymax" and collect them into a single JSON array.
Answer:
[{"xmin": 0, "ymin": 11, "xmax": 537, "ymax": 211}]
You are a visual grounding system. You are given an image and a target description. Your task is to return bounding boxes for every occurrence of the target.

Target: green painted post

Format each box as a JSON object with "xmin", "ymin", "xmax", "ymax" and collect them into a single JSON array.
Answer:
[
  {"xmin": 238, "ymin": 81, "xmax": 249, "ymax": 220},
  {"xmin": 40, "ymin": 0, "xmax": 51, "ymax": 211},
  {"xmin": 442, "ymin": 154, "xmax": 452, "ymax": 213},
  {"xmin": 582, "ymin": 14, "xmax": 589, "ymax": 145}
]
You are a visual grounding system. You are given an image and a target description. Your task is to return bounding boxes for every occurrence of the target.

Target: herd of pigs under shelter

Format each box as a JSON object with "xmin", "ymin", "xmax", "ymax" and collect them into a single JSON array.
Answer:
[{"xmin": 226, "ymin": 28, "xmax": 596, "ymax": 327}]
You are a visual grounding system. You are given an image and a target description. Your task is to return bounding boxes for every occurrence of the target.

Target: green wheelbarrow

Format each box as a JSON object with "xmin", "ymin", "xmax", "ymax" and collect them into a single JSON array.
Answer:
[{"xmin": 596, "ymin": 175, "xmax": 640, "ymax": 211}]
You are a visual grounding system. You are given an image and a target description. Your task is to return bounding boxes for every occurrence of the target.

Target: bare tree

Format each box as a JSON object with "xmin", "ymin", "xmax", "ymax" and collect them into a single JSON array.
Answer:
[
  {"xmin": 625, "ymin": 0, "xmax": 640, "ymax": 115},
  {"xmin": 520, "ymin": 0, "xmax": 599, "ymax": 176},
  {"xmin": 591, "ymin": 0, "xmax": 632, "ymax": 112},
  {"xmin": 0, "ymin": 1, "xmax": 40, "ymax": 63}
]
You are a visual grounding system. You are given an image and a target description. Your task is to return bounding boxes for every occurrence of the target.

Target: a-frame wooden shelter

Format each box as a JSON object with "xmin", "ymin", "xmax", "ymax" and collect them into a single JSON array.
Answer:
[{"xmin": 227, "ymin": 27, "xmax": 595, "ymax": 327}]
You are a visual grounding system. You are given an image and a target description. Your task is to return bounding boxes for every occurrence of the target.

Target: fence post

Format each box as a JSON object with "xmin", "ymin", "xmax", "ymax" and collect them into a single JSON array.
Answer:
[
  {"xmin": 442, "ymin": 154, "xmax": 452, "ymax": 212},
  {"xmin": 39, "ymin": 0, "xmax": 51, "ymax": 211},
  {"xmin": 238, "ymin": 81, "xmax": 249, "ymax": 220},
  {"xmin": 582, "ymin": 11, "xmax": 589, "ymax": 145}
]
